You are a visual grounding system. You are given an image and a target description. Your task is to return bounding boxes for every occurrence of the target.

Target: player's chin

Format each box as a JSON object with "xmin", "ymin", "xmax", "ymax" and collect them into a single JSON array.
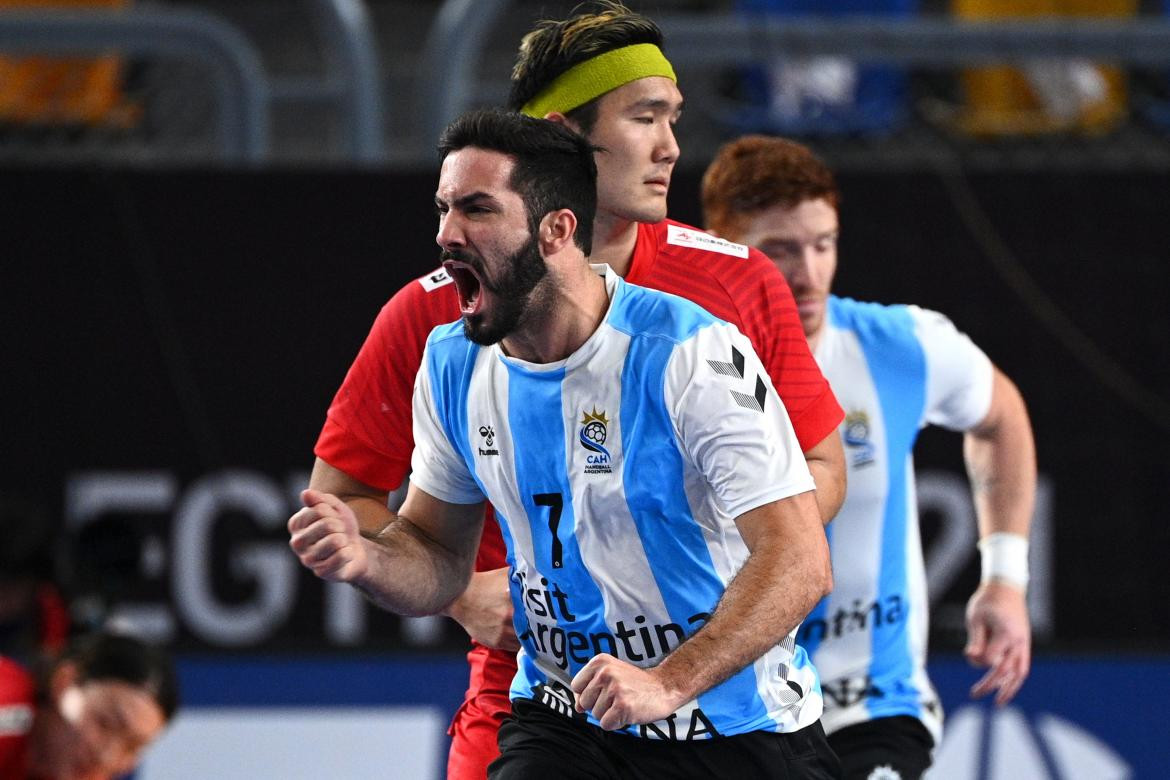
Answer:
[
  {"xmin": 618, "ymin": 197, "xmax": 667, "ymax": 225},
  {"xmin": 640, "ymin": 201, "xmax": 668, "ymax": 224},
  {"xmin": 799, "ymin": 309, "xmax": 824, "ymax": 338}
]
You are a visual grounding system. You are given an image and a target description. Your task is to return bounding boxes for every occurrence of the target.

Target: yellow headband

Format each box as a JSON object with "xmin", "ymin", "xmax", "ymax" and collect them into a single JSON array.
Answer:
[{"xmin": 520, "ymin": 43, "xmax": 676, "ymax": 118}]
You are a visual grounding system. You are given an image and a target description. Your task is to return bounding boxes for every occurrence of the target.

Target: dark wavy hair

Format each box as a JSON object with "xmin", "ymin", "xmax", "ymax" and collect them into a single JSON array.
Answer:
[{"xmin": 438, "ymin": 109, "xmax": 599, "ymax": 254}]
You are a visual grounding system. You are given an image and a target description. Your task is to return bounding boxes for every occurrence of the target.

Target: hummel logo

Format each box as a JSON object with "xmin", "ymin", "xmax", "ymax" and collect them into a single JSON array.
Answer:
[
  {"xmin": 478, "ymin": 424, "xmax": 498, "ymax": 456},
  {"xmin": 732, "ymin": 376, "xmax": 768, "ymax": 413},
  {"xmin": 707, "ymin": 346, "xmax": 767, "ymax": 412},
  {"xmin": 707, "ymin": 346, "xmax": 746, "ymax": 379}
]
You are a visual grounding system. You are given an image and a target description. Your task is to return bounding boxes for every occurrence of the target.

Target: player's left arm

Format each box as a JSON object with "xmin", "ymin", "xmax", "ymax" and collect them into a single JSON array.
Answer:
[
  {"xmin": 572, "ymin": 323, "xmax": 831, "ymax": 729},
  {"xmin": 963, "ymin": 366, "xmax": 1036, "ymax": 706},
  {"xmin": 572, "ymin": 491, "xmax": 829, "ymax": 730}
]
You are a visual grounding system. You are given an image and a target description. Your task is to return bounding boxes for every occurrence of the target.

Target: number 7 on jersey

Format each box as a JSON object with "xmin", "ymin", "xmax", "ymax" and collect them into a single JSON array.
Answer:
[{"xmin": 533, "ymin": 492, "xmax": 563, "ymax": 569}]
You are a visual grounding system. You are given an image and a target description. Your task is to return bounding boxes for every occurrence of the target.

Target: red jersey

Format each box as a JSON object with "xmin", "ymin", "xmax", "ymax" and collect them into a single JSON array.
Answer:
[
  {"xmin": 314, "ymin": 219, "xmax": 844, "ymax": 777},
  {"xmin": 0, "ymin": 658, "xmax": 35, "ymax": 780}
]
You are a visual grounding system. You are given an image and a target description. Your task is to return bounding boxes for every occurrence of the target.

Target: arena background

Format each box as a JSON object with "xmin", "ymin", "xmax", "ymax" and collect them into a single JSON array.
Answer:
[{"xmin": 3, "ymin": 0, "xmax": 1169, "ymax": 777}]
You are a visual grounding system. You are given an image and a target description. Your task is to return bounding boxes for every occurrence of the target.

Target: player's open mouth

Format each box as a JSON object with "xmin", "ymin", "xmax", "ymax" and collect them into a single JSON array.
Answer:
[{"xmin": 443, "ymin": 259, "xmax": 484, "ymax": 315}]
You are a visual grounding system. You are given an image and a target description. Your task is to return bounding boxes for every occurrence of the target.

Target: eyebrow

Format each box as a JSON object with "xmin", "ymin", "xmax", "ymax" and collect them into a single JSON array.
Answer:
[
  {"xmin": 626, "ymin": 97, "xmax": 685, "ymax": 114},
  {"xmin": 435, "ymin": 190, "xmax": 500, "ymax": 210}
]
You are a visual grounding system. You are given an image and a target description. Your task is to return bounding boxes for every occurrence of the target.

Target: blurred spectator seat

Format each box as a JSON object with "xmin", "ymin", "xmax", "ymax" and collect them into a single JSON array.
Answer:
[
  {"xmin": 0, "ymin": 0, "xmax": 139, "ymax": 126},
  {"xmin": 1147, "ymin": 0, "xmax": 1170, "ymax": 128},
  {"xmin": 951, "ymin": 0, "xmax": 1136, "ymax": 136},
  {"xmin": 724, "ymin": 0, "xmax": 916, "ymax": 136}
]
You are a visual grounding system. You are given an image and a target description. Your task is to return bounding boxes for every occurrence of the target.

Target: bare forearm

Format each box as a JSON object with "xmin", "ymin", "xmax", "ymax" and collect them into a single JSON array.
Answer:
[
  {"xmin": 353, "ymin": 516, "xmax": 473, "ymax": 616},
  {"xmin": 807, "ymin": 460, "xmax": 843, "ymax": 526},
  {"xmin": 964, "ymin": 373, "xmax": 1035, "ymax": 538},
  {"xmin": 348, "ymin": 496, "xmax": 396, "ymax": 539},
  {"xmin": 804, "ymin": 431, "xmax": 845, "ymax": 525},
  {"xmin": 654, "ymin": 500, "xmax": 831, "ymax": 701},
  {"xmin": 308, "ymin": 457, "xmax": 394, "ymax": 538}
]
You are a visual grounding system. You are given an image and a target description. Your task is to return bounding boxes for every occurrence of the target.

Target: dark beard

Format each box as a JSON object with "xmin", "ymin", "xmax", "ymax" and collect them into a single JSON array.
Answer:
[{"xmin": 451, "ymin": 233, "xmax": 549, "ymax": 346}]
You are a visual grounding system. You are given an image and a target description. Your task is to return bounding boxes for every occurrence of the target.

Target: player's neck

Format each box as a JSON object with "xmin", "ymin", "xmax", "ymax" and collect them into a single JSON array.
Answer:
[
  {"xmin": 587, "ymin": 209, "xmax": 639, "ymax": 278},
  {"xmin": 806, "ymin": 326, "xmax": 824, "ymax": 355},
  {"xmin": 501, "ymin": 265, "xmax": 609, "ymax": 364}
]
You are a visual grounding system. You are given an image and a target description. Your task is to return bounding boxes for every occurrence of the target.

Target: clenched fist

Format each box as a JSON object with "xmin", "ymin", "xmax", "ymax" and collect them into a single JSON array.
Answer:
[
  {"xmin": 570, "ymin": 654, "xmax": 686, "ymax": 731},
  {"xmin": 288, "ymin": 489, "xmax": 370, "ymax": 583}
]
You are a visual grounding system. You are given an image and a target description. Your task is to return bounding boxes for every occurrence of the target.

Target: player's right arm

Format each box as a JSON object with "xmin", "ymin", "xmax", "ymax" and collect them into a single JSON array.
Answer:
[
  {"xmin": 307, "ymin": 271, "xmax": 518, "ymax": 644},
  {"xmin": 288, "ymin": 485, "xmax": 484, "ymax": 616},
  {"xmin": 311, "ymin": 270, "xmax": 457, "ymax": 532},
  {"xmin": 308, "ymin": 458, "xmax": 393, "ymax": 538},
  {"xmin": 291, "ymin": 331, "xmax": 490, "ymax": 615},
  {"xmin": 305, "ymin": 467, "xmax": 512, "ymax": 638}
]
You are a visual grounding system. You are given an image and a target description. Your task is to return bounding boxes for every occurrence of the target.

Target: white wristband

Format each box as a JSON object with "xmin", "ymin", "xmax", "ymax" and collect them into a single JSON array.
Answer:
[{"xmin": 978, "ymin": 532, "xmax": 1029, "ymax": 590}]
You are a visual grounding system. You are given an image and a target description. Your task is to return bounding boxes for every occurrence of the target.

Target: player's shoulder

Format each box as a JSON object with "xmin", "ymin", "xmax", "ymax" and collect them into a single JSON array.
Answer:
[
  {"xmin": 412, "ymin": 265, "xmax": 457, "ymax": 294},
  {"xmin": 385, "ymin": 266, "xmax": 458, "ymax": 310},
  {"xmin": 371, "ymin": 265, "xmax": 461, "ymax": 336},
  {"xmin": 612, "ymin": 275, "xmax": 723, "ymax": 344},
  {"xmin": 424, "ymin": 319, "xmax": 470, "ymax": 351},
  {"xmin": 829, "ymin": 296, "xmax": 958, "ymax": 346},
  {"xmin": 829, "ymin": 294, "xmax": 901, "ymax": 319},
  {"xmin": 419, "ymin": 319, "xmax": 479, "ymax": 394},
  {"xmin": 646, "ymin": 219, "xmax": 783, "ymax": 303},
  {"xmin": 829, "ymin": 294, "xmax": 909, "ymax": 330},
  {"xmin": 653, "ymin": 218, "xmax": 753, "ymax": 262}
]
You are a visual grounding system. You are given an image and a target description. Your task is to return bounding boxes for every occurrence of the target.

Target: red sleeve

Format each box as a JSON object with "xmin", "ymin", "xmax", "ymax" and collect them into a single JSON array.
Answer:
[
  {"xmin": 0, "ymin": 659, "xmax": 34, "ymax": 778},
  {"xmin": 733, "ymin": 247, "xmax": 843, "ymax": 451},
  {"xmin": 314, "ymin": 272, "xmax": 460, "ymax": 491}
]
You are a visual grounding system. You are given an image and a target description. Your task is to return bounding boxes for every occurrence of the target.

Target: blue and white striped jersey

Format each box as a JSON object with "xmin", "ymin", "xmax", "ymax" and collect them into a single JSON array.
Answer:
[
  {"xmin": 801, "ymin": 295, "xmax": 993, "ymax": 742},
  {"xmin": 410, "ymin": 265, "xmax": 821, "ymax": 740}
]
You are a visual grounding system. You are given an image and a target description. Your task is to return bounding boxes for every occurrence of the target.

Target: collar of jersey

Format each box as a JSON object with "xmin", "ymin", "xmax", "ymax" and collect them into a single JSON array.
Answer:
[{"xmin": 494, "ymin": 264, "xmax": 621, "ymax": 374}]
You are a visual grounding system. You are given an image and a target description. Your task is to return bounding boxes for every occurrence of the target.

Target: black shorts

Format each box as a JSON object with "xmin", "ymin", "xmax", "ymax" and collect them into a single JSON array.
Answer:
[
  {"xmin": 826, "ymin": 716, "xmax": 934, "ymax": 780},
  {"xmin": 489, "ymin": 696, "xmax": 842, "ymax": 780}
]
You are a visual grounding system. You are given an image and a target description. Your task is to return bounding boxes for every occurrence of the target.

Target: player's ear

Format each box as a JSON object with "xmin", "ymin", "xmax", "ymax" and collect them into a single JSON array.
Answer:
[
  {"xmin": 544, "ymin": 111, "xmax": 584, "ymax": 135},
  {"xmin": 539, "ymin": 209, "xmax": 578, "ymax": 255}
]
